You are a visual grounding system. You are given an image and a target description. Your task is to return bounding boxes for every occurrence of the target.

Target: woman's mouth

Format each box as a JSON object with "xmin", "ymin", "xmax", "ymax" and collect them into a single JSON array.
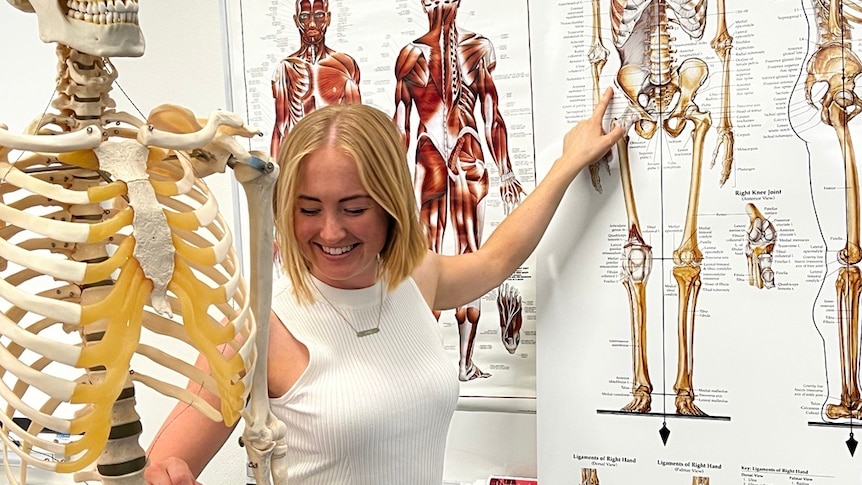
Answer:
[{"xmin": 320, "ymin": 243, "xmax": 357, "ymax": 256}]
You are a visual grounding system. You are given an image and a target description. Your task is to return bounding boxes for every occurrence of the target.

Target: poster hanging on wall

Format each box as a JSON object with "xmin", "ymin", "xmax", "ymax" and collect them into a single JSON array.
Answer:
[
  {"xmin": 533, "ymin": 0, "xmax": 862, "ymax": 483},
  {"xmin": 222, "ymin": 0, "xmax": 539, "ymax": 412},
  {"xmin": 225, "ymin": 0, "xmax": 862, "ymax": 481}
]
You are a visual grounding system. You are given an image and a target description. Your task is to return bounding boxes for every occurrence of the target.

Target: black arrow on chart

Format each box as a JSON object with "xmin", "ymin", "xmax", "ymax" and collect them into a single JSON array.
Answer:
[{"xmin": 659, "ymin": 421, "xmax": 671, "ymax": 445}]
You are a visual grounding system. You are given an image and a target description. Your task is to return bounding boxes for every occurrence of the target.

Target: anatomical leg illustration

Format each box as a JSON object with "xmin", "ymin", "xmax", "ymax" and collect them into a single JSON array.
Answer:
[
  {"xmin": 581, "ymin": 468, "xmax": 600, "ymax": 485},
  {"xmin": 393, "ymin": 0, "xmax": 526, "ymax": 380},
  {"xmin": 0, "ymin": 2, "xmax": 285, "ymax": 484},
  {"xmin": 745, "ymin": 203, "xmax": 776, "ymax": 289},
  {"xmin": 589, "ymin": 0, "xmax": 734, "ymax": 415},
  {"xmin": 792, "ymin": 0, "xmax": 862, "ymax": 422}
]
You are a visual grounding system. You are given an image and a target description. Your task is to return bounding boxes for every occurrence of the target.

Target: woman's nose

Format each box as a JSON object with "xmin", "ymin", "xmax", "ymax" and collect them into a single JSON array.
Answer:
[{"xmin": 320, "ymin": 214, "xmax": 346, "ymax": 241}]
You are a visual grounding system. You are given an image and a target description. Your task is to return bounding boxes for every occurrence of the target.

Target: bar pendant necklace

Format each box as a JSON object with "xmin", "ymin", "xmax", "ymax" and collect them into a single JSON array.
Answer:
[{"xmin": 315, "ymin": 281, "xmax": 384, "ymax": 338}]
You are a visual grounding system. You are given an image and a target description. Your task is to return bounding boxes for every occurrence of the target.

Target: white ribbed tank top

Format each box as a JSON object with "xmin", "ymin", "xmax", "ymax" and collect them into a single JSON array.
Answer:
[{"xmin": 269, "ymin": 275, "xmax": 459, "ymax": 484}]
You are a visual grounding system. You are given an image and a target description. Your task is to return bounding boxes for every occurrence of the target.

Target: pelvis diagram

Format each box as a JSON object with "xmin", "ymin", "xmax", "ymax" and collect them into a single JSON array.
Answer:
[
  {"xmin": 587, "ymin": 0, "xmax": 735, "ymax": 435},
  {"xmin": 792, "ymin": 0, "xmax": 862, "ymax": 452}
]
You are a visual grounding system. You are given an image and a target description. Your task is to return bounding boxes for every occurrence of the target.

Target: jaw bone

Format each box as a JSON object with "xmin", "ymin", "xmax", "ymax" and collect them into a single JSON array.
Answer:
[{"xmin": 6, "ymin": 0, "xmax": 144, "ymax": 57}]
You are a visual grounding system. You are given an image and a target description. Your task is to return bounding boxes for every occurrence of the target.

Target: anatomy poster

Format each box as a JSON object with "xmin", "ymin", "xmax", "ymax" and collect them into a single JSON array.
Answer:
[
  {"xmin": 225, "ymin": 0, "xmax": 862, "ymax": 480},
  {"xmin": 223, "ymin": 0, "xmax": 537, "ymax": 411},
  {"xmin": 534, "ymin": 0, "xmax": 862, "ymax": 483}
]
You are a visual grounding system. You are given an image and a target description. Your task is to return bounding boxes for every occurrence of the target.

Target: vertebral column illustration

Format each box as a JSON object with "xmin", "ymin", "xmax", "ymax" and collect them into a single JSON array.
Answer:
[
  {"xmin": 589, "ymin": 0, "xmax": 734, "ymax": 414},
  {"xmin": 0, "ymin": 1, "xmax": 285, "ymax": 484},
  {"xmin": 393, "ymin": 0, "xmax": 525, "ymax": 380},
  {"xmin": 744, "ymin": 203, "xmax": 776, "ymax": 289},
  {"xmin": 270, "ymin": 0, "xmax": 361, "ymax": 159},
  {"xmin": 797, "ymin": 0, "xmax": 862, "ymax": 420}
]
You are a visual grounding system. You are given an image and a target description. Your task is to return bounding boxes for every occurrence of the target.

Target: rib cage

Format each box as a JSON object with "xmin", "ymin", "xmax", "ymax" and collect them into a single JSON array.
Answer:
[
  {"xmin": 0, "ymin": 125, "xmax": 255, "ymax": 474},
  {"xmin": 611, "ymin": 0, "xmax": 708, "ymax": 47}
]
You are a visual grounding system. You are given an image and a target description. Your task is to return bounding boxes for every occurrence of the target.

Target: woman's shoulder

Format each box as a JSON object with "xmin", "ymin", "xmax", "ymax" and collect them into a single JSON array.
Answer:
[{"xmin": 408, "ymin": 250, "xmax": 439, "ymax": 309}]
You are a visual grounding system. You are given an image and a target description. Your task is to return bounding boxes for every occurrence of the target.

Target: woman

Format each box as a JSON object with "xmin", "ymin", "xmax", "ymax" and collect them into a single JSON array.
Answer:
[{"xmin": 145, "ymin": 88, "xmax": 623, "ymax": 484}]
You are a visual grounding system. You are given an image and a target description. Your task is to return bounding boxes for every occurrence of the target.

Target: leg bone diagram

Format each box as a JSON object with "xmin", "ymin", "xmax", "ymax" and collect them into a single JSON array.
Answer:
[
  {"xmin": 589, "ymin": 0, "xmax": 734, "ymax": 416},
  {"xmin": 800, "ymin": 0, "xmax": 862, "ymax": 421}
]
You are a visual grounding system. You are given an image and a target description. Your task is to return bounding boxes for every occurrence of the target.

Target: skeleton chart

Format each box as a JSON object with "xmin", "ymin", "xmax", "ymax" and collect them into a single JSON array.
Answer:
[{"xmin": 536, "ymin": 0, "xmax": 862, "ymax": 483}]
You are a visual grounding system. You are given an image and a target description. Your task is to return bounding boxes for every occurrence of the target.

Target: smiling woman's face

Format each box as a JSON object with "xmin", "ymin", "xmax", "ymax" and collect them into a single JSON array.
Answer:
[{"xmin": 293, "ymin": 144, "xmax": 389, "ymax": 289}]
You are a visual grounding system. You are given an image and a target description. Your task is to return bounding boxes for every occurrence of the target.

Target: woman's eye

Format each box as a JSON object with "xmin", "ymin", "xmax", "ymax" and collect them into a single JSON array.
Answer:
[
  {"xmin": 299, "ymin": 208, "xmax": 319, "ymax": 215},
  {"xmin": 345, "ymin": 208, "xmax": 368, "ymax": 215}
]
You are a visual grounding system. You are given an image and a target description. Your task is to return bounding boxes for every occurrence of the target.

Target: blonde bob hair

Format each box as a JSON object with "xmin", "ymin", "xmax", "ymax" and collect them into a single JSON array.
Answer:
[{"xmin": 274, "ymin": 104, "xmax": 428, "ymax": 303}]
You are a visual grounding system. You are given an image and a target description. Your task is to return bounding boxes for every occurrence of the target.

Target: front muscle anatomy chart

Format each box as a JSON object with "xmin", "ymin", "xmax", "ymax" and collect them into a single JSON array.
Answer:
[
  {"xmin": 270, "ymin": 0, "xmax": 361, "ymax": 159},
  {"xmin": 793, "ymin": 0, "xmax": 862, "ymax": 424},
  {"xmin": 589, "ymin": 0, "xmax": 734, "ymax": 416},
  {"xmin": 393, "ymin": 0, "xmax": 525, "ymax": 380}
]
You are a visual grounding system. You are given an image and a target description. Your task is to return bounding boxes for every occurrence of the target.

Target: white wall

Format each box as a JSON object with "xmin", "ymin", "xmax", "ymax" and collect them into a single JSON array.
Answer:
[{"xmin": 1, "ymin": 2, "xmax": 535, "ymax": 484}]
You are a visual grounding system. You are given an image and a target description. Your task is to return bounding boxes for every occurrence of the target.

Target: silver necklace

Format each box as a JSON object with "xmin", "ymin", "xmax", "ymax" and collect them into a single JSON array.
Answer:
[{"xmin": 314, "ymin": 281, "xmax": 385, "ymax": 337}]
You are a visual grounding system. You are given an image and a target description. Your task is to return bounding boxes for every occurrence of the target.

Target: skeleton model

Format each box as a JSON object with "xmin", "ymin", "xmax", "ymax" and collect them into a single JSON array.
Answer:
[
  {"xmin": 393, "ymin": 0, "xmax": 526, "ymax": 379},
  {"xmin": 794, "ymin": 0, "xmax": 862, "ymax": 421},
  {"xmin": 589, "ymin": 0, "xmax": 734, "ymax": 415},
  {"xmin": 270, "ymin": 0, "xmax": 361, "ymax": 159},
  {"xmin": 580, "ymin": 468, "xmax": 600, "ymax": 485},
  {"xmin": 744, "ymin": 203, "xmax": 776, "ymax": 289},
  {"xmin": 0, "ymin": 2, "xmax": 286, "ymax": 484}
]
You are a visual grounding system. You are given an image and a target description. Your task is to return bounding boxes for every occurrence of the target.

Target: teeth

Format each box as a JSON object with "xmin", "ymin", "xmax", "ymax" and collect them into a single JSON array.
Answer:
[
  {"xmin": 322, "ymin": 244, "xmax": 355, "ymax": 255},
  {"xmin": 66, "ymin": 0, "xmax": 139, "ymax": 25}
]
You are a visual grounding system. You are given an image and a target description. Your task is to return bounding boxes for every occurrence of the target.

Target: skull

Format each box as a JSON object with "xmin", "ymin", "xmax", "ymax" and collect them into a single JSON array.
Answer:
[{"xmin": 7, "ymin": 0, "xmax": 144, "ymax": 57}]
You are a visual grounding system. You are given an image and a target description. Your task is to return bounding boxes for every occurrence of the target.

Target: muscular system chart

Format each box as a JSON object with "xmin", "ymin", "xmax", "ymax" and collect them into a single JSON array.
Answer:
[{"xmin": 224, "ymin": 0, "xmax": 537, "ymax": 410}]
